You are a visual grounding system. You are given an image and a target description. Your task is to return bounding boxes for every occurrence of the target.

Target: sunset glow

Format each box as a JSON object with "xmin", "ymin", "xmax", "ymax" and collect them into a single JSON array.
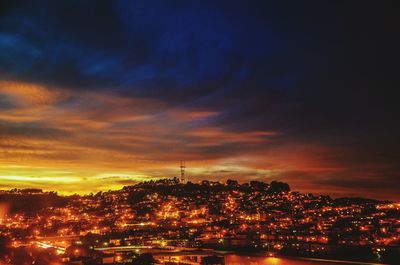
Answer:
[
  {"xmin": 0, "ymin": 3, "xmax": 399, "ymax": 265},
  {"xmin": 0, "ymin": 1, "xmax": 399, "ymax": 200}
]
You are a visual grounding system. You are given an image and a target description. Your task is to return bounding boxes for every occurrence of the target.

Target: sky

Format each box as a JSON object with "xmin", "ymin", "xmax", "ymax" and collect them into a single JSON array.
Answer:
[{"xmin": 0, "ymin": 1, "xmax": 399, "ymax": 199}]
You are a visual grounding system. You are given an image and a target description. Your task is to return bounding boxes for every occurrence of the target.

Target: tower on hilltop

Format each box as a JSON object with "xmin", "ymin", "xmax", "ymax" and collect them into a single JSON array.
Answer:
[{"xmin": 180, "ymin": 160, "xmax": 186, "ymax": 183}]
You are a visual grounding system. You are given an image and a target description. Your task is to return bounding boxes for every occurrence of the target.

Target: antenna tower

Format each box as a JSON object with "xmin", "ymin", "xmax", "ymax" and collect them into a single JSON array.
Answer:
[{"xmin": 180, "ymin": 160, "xmax": 186, "ymax": 183}]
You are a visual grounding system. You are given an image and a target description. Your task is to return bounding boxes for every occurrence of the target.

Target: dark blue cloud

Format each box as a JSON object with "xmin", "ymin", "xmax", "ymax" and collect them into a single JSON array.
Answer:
[
  {"xmin": 0, "ymin": 1, "xmax": 283, "ymax": 95},
  {"xmin": 1, "ymin": 1, "xmax": 398, "ymax": 119}
]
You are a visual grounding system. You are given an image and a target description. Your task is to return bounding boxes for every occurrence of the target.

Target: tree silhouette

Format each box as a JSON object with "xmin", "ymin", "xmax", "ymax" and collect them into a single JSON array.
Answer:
[{"xmin": 268, "ymin": 181, "xmax": 290, "ymax": 193}]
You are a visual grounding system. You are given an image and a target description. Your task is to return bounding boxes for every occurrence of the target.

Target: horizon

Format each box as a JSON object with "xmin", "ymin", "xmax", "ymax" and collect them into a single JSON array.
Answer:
[
  {"xmin": 1, "ymin": 1, "xmax": 400, "ymax": 200},
  {"xmin": 0, "ymin": 177, "xmax": 396, "ymax": 202}
]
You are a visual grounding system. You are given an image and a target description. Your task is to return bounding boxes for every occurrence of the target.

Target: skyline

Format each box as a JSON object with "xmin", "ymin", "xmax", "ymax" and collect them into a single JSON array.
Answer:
[{"xmin": 0, "ymin": 1, "xmax": 399, "ymax": 199}]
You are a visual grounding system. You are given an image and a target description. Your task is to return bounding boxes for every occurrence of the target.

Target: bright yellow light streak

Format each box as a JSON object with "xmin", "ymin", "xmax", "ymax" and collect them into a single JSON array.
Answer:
[{"xmin": 0, "ymin": 175, "xmax": 80, "ymax": 183}]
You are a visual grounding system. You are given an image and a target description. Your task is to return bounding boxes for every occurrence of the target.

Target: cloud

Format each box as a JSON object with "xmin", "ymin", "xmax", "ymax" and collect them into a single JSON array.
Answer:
[
  {"xmin": 0, "ymin": 81, "xmax": 65, "ymax": 106},
  {"xmin": 0, "ymin": 1, "xmax": 399, "ymax": 199}
]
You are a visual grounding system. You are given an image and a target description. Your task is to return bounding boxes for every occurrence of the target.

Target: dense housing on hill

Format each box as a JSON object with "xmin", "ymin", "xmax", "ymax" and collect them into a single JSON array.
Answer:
[{"xmin": 0, "ymin": 178, "xmax": 399, "ymax": 264}]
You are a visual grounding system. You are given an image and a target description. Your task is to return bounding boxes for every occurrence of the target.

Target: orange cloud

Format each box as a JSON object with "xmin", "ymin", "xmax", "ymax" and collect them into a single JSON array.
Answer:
[
  {"xmin": 0, "ymin": 81, "xmax": 67, "ymax": 106},
  {"xmin": 0, "ymin": 80, "xmax": 398, "ymax": 200}
]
